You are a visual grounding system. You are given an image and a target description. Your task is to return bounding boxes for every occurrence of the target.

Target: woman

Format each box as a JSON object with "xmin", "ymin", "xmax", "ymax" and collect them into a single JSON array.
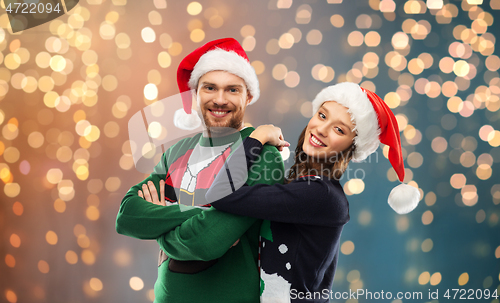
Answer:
[{"xmin": 140, "ymin": 82, "xmax": 420, "ymax": 302}]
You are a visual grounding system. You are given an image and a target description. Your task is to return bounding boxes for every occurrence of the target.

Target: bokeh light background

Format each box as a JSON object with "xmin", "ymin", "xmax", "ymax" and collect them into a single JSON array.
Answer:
[{"xmin": 1, "ymin": 0, "xmax": 499, "ymax": 302}]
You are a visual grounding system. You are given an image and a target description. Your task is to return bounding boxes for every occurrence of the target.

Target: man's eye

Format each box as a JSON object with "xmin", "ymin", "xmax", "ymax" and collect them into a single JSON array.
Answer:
[{"xmin": 229, "ymin": 88, "xmax": 238, "ymax": 93}]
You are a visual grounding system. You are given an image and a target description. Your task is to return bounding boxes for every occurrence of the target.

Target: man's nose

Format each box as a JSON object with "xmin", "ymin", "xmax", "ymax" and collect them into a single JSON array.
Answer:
[{"xmin": 212, "ymin": 90, "xmax": 227, "ymax": 105}]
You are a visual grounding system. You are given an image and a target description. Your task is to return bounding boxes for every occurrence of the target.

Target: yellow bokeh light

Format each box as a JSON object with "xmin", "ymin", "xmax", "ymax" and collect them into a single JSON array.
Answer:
[
  {"xmin": 458, "ymin": 272, "xmax": 469, "ymax": 286},
  {"xmin": 45, "ymin": 230, "xmax": 58, "ymax": 245},
  {"xmin": 49, "ymin": 55, "xmax": 66, "ymax": 72},
  {"xmin": 84, "ymin": 125, "xmax": 100, "ymax": 142},
  {"xmin": 89, "ymin": 278, "xmax": 103, "ymax": 291},
  {"xmin": 190, "ymin": 29, "xmax": 205, "ymax": 43},
  {"xmin": 487, "ymin": 130, "xmax": 500, "ymax": 147},
  {"xmin": 187, "ymin": 2, "xmax": 202, "ymax": 15},
  {"xmin": 418, "ymin": 271, "xmax": 430, "ymax": 285},
  {"xmin": 384, "ymin": 92, "xmax": 401, "ymax": 108},
  {"xmin": 282, "ymin": 70, "xmax": 299, "ymax": 88},
  {"xmin": 113, "ymin": 249, "xmax": 132, "ymax": 267},
  {"xmin": 422, "ymin": 210, "xmax": 434, "ymax": 225},
  {"xmin": 4, "ymin": 53, "xmax": 21, "ymax": 70},
  {"xmin": 129, "ymin": 276, "xmax": 145, "ymax": 291},
  {"xmin": 364, "ymin": 31, "xmax": 381, "ymax": 47},
  {"xmin": 379, "ymin": 0, "xmax": 396, "ymax": 12},
  {"xmin": 5, "ymin": 254, "xmax": 16, "ymax": 268},
  {"xmin": 144, "ymin": 83, "xmax": 158, "ymax": 100},
  {"xmin": 392, "ymin": 32, "xmax": 409, "ymax": 49},
  {"xmin": 476, "ymin": 164, "xmax": 492, "ymax": 180},
  {"xmin": 306, "ymin": 29, "xmax": 322, "ymax": 45},
  {"xmin": 347, "ymin": 31, "xmax": 364, "ymax": 47},
  {"xmin": 4, "ymin": 183, "xmax": 21, "ymax": 198},
  {"xmin": 240, "ymin": 25, "xmax": 256, "ymax": 38},
  {"xmin": 10, "ymin": 233, "xmax": 21, "ymax": 248},
  {"xmin": 54, "ymin": 199, "xmax": 66, "ymax": 213},
  {"xmin": 330, "ymin": 14, "xmax": 344, "ymax": 28},
  {"xmin": 38, "ymin": 260, "xmax": 50, "ymax": 274},
  {"xmin": 168, "ymin": 42, "xmax": 183, "ymax": 56},
  {"xmin": 421, "ymin": 238, "xmax": 433, "ymax": 252},
  {"xmin": 86, "ymin": 206, "xmax": 100, "ymax": 221},
  {"xmin": 65, "ymin": 250, "xmax": 78, "ymax": 264},
  {"xmin": 99, "ymin": 22, "xmax": 116, "ymax": 40},
  {"xmin": 81, "ymin": 249, "xmax": 96, "ymax": 265},
  {"xmin": 340, "ymin": 240, "xmax": 355, "ymax": 255},
  {"xmin": 346, "ymin": 179, "xmax": 365, "ymax": 195},
  {"xmin": 105, "ymin": 177, "xmax": 121, "ymax": 192},
  {"xmin": 430, "ymin": 272, "xmax": 442, "ymax": 285},
  {"xmin": 115, "ymin": 33, "xmax": 131, "ymax": 49},
  {"xmin": 450, "ymin": 173, "xmax": 466, "ymax": 189},
  {"xmin": 251, "ymin": 61, "xmax": 265, "ymax": 75},
  {"xmin": 279, "ymin": 33, "xmax": 294, "ymax": 49},
  {"xmin": 453, "ymin": 60, "xmax": 470, "ymax": 77}
]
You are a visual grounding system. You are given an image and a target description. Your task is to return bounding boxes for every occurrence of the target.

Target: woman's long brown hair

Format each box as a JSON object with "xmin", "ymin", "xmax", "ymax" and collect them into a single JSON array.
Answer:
[{"xmin": 285, "ymin": 126, "xmax": 356, "ymax": 184}]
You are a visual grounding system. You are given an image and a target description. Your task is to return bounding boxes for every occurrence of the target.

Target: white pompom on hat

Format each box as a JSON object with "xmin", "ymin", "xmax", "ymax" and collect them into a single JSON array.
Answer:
[
  {"xmin": 311, "ymin": 82, "xmax": 420, "ymax": 214},
  {"xmin": 174, "ymin": 38, "xmax": 260, "ymax": 130}
]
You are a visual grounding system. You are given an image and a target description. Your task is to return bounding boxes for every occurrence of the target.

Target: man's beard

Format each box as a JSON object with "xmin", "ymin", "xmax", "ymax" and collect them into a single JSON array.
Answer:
[{"xmin": 201, "ymin": 107, "xmax": 244, "ymax": 135}]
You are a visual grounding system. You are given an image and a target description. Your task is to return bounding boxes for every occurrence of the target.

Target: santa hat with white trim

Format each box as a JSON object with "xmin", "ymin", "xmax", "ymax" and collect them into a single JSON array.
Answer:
[
  {"xmin": 174, "ymin": 37, "xmax": 260, "ymax": 130},
  {"xmin": 311, "ymin": 82, "xmax": 420, "ymax": 214}
]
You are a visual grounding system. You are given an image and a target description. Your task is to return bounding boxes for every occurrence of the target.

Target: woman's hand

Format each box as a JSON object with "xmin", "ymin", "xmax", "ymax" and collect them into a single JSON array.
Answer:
[
  {"xmin": 138, "ymin": 180, "xmax": 175, "ymax": 206},
  {"xmin": 250, "ymin": 124, "xmax": 290, "ymax": 151}
]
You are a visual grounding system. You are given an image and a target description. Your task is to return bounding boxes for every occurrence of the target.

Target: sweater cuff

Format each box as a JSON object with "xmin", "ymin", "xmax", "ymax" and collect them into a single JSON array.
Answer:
[{"xmin": 242, "ymin": 137, "xmax": 264, "ymax": 165}]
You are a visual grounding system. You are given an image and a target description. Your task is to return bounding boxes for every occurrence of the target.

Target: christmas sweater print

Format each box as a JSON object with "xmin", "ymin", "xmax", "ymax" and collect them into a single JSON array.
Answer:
[{"xmin": 116, "ymin": 128, "xmax": 285, "ymax": 303}]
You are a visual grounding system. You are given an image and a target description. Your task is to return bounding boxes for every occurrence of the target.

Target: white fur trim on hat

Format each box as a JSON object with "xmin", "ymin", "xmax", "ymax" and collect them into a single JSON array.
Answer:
[
  {"xmin": 173, "ymin": 108, "xmax": 202, "ymax": 130},
  {"xmin": 311, "ymin": 82, "xmax": 380, "ymax": 162},
  {"xmin": 188, "ymin": 49, "xmax": 260, "ymax": 104},
  {"xmin": 388, "ymin": 183, "xmax": 421, "ymax": 214}
]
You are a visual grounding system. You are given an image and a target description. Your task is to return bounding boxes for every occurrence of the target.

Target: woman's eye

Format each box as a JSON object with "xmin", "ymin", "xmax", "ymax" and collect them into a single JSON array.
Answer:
[
  {"xmin": 335, "ymin": 127, "xmax": 345, "ymax": 135},
  {"xmin": 319, "ymin": 113, "xmax": 326, "ymax": 119}
]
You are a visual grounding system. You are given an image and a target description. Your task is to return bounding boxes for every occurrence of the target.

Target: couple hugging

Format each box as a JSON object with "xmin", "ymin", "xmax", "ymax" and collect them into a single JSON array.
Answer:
[{"xmin": 116, "ymin": 38, "xmax": 420, "ymax": 303}]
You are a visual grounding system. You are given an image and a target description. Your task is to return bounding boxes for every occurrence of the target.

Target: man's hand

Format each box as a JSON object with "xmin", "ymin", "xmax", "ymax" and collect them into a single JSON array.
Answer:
[{"xmin": 138, "ymin": 180, "xmax": 175, "ymax": 206}]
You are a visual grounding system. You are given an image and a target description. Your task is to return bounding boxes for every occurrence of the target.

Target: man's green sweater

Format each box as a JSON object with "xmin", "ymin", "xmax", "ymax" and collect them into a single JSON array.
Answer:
[{"xmin": 116, "ymin": 127, "xmax": 284, "ymax": 302}]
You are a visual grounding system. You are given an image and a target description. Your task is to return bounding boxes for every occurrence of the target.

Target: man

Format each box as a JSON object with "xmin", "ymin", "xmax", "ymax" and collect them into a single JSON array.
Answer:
[{"xmin": 116, "ymin": 38, "xmax": 284, "ymax": 302}]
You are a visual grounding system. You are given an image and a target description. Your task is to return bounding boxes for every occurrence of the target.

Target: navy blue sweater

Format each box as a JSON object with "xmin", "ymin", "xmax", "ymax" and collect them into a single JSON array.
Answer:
[{"xmin": 207, "ymin": 138, "xmax": 350, "ymax": 302}]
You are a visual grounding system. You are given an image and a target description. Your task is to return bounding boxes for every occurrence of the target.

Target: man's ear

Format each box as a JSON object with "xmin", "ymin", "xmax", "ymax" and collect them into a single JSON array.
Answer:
[{"xmin": 246, "ymin": 92, "xmax": 253, "ymax": 105}]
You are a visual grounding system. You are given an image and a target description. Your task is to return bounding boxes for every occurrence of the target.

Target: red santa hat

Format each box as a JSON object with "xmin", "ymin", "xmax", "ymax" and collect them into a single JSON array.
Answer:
[
  {"xmin": 174, "ymin": 38, "xmax": 260, "ymax": 130},
  {"xmin": 311, "ymin": 82, "xmax": 420, "ymax": 214}
]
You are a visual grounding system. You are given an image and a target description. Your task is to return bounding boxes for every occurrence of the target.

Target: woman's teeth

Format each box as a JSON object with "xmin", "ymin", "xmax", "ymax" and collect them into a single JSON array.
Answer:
[{"xmin": 311, "ymin": 135, "xmax": 325, "ymax": 146}]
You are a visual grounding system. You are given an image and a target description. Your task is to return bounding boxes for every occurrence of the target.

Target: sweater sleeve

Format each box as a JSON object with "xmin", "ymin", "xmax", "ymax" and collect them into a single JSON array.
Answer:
[
  {"xmin": 209, "ymin": 176, "xmax": 350, "ymax": 227},
  {"xmin": 116, "ymin": 150, "xmax": 203, "ymax": 239},
  {"xmin": 157, "ymin": 144, "xmax": 284, "ymax": 261}
]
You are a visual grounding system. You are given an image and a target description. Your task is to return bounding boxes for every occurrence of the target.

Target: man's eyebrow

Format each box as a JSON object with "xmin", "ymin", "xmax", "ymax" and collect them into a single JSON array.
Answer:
[
  {"xmin": 319, "ymin": 105, "xmax": 354, "ymax": 132},
  {"xmin": 200, "ymin": 82, "xmax": 243, "ymax": 89}
]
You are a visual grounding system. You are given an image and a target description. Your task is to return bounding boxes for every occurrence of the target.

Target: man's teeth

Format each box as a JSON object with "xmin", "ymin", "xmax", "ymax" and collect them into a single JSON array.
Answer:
[
  {"xmin": 212, "ymin": 111, "xmax": 228, "ymax": 115},
  {"xmin": 311, "ymin": 135, "xmax": 325, "ymax": 146}
]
